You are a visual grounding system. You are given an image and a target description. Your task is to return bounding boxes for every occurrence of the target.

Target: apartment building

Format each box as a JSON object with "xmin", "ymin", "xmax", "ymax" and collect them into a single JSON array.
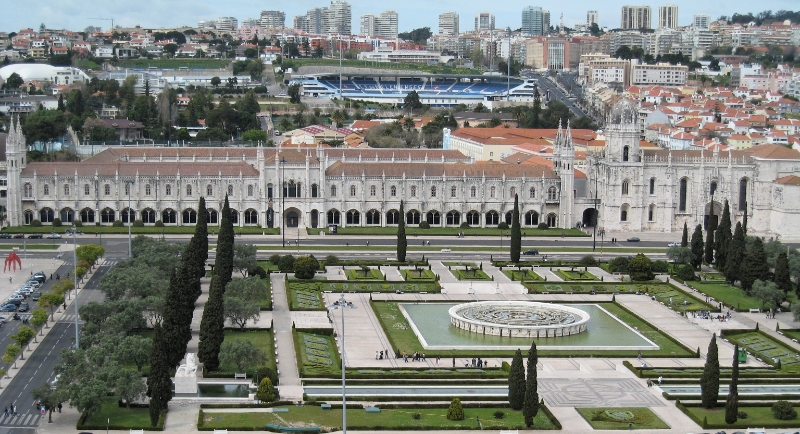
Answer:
[
  {"xmin": 630, "ymin": 61, "xmax": 688, "ymax": 86},
  {"xmin": 524, "ymin": 37, "xmax": 570, "ymax": 70},
  {"xmin": 260, "ymin": 11, "xmax": 286, "ymax": 29},
  {"xmin": 522, "ymin": 6, "xmax": 549, "ymax": 36},
  {"xmin": 360, "ymin": 11, "xmax": 398, "ymax": 38},
  {"xmin": 693, "ymin": 14, "xmax": 710, "ymax": 30},
  {"xmin": 587, "ymin": 11, "xmax": 598, "ymax": 27},
  {"xmin": 621, "ymin": 6, "xmax": 652, "ymax": 30},
  {"xmin": 475, "ymin": 13, "xmax": 495, "ymax": 31},
  {"xmin": 658, "ymin": 5, "xmax": 678, "ymax": 29},
  {"xmin": 439, "ymin": 12, "xmax": 459, "ymax": 36}
]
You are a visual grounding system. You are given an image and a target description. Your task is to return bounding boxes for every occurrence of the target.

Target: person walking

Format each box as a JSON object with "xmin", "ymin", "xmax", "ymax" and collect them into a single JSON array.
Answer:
[
  {"xmin": 3, "ymin": 407, "xmax": 7, "ymax": 417},
  {"xmin": 57, "ymin": 403, "xmax": 62, "ymax": 413}
]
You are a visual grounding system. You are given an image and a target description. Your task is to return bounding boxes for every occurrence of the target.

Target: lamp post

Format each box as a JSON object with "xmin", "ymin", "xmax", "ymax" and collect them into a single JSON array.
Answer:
[
  {"xmin": 592, "ymin": 161, "xmax": 600, "ymax": 252},
  {"xmin": 124, "ymin": 180, "xmax": 134, "ymax": 258},
  {"xmin": 328, "ymin": 294, "xmax": 356, "ymax": 434},
  {"xmin": 70, "ymin": 225, "xmax": 79, "ymax": 348},
  {"xmin": 280, "ymin": 158, "xmax": 286, "ymax": 247}
]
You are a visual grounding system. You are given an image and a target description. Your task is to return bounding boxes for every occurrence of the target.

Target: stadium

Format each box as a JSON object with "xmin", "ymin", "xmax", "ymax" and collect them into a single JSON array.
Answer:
[{"xmin": 289, "ymin": 73, "xmax": 540, "ymax": 107}]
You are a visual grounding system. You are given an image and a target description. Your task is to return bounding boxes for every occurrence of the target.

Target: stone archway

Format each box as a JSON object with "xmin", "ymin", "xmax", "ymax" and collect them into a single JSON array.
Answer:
[
  {"xmin": 704, "ymin": 201, "xmax": 723, "ymax": 230},
  {"xmin": 284, "ymin": 207, "xmax": 302, "ymax": 228},
  {"xmin": 582, "ymin": 208, "xmax": 598, "ymax": 227}
]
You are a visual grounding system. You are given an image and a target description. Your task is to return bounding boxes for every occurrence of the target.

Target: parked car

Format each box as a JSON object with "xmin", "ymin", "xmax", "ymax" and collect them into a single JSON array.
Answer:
[
  {"xmin": 626, "ymin": 237, "xmax": 641, "ymax": 242},
  {"xmin": 0, "ymin": 304, "xmax": 16, "ymax": 312},
  {"xmin": 0, "ymin": 234, "xmax": 11, "ymax": 239},
  {"xmin": 31, "ymin": 292, "xmax": 42, "ymax": 301},
  {"xmin": 28, "ymin": 234, "xmax": 43, "ymax": 239},
  {"xmin": 64, "ymin": 228, "xmax": 84, "ymax": 235},
  {"xmin": 12, "ymin": 234, "xmax": 24, "ymax": 239},
  {"xmin": 8, "ymin": 294, "xmax": 24, "ymax": 301},
  {"xmin": 46, "ymin": 233, "xmax": 62, "ymax": 239},
  {"xmin": 667, "ymin": 241, "xmax": 681, "ymax": 247},
  {"xmin": 17, "ymin": 303, "xmax": 29, "ymax": 312},
  {"xmin": 522, "ymin": 248, "xmax": 540, "ymax": 255}
]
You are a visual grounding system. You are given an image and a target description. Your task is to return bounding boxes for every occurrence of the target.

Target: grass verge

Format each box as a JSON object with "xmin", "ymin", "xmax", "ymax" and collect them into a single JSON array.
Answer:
[
  {"xmin": 79, "ymin": 398, "xmax": 162, "ymax": 430},
  {"xmin": 575, "ymin": 407, "xmax": 670, "ymax": 430},
  {"xmin": 681, "ymin": 404, "xmax": 800, "ymax": 429}
]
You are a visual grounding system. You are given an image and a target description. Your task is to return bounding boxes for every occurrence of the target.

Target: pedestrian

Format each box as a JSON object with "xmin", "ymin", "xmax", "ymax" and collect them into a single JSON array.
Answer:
[
  {"xmin": 657, "ymin": 376, "xmax": 662, "ymax": 385},
  {"xmin": 12, "ymin": 403, "xmax": 16, "ymax": 416},
  {"xmin": 3, "ymin": 407, "xmax": 7, "ymax": 417},
  {"xmin": 56, "ymin": 273, "xmax": 60, "ymax": 280},
  {"xmin": 8, "ymin": 277, "xmax": 11, "ymax": 284},
  {"xmin": 375, "ymin": 351, "xmax": 379, "ymax": 360},
  {"xmin": 57, "ymin": 403, "xmax": 62, "ymax": 413},
  {"xmin": 452, "ymin": 357, "xmax": 456, "ymax": 367}
]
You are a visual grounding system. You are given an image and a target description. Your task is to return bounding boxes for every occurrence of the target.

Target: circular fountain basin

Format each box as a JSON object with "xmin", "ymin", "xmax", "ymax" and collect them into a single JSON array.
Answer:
[{"xmin": 448, "ymin": 301, "xmax": 590, "ymax": 338}]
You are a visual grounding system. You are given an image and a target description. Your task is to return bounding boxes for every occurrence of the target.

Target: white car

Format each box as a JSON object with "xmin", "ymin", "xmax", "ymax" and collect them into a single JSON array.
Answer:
[{"xmin": 667, "ymin": 242, "xmax": 681, "ymax": 247}]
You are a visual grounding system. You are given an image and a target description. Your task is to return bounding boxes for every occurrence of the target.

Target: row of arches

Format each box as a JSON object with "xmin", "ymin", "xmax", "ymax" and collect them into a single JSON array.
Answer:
[
  {"xmin": 331, "ymin": 184, "xmax": 560, "ymax": 200},
  {"xmin": 25, "ymin": 207, "xmax": 260, "ymax": 226},
  {"xmin": 324, "ymin": 209, "xmax": 558, "ymax": 227},
  {"xmin": 23, "ymin": 183, "xmax": 264, "ymax": 199}
]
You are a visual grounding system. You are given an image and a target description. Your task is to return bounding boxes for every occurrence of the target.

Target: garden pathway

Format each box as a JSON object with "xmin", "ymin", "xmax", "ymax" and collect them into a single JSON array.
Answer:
[
  {"xmin": 380, "ymin": 265, "xmax": 404, "ymax": 281},
  {"xmin": 270, "ymin": 273, "xmax": 304, "ymax": 401},
  {"xmin": 324, "ymin": 292, "xmax": 399, "ymax": 369}
]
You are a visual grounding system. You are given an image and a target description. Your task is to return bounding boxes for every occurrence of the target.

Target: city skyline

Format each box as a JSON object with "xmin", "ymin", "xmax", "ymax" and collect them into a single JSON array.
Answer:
[{"xmin": 0, "ymin": 0, "xmax": 795, "ymax": 36}]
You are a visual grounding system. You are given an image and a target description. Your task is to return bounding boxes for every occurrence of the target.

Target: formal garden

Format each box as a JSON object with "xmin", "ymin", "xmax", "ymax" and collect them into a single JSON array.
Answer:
[
  {"xmin": 294, "ymin": 330, "xmax": 341, "ymax": 377},
  {"xmin": 502, "ymin": 268, "xmax": 544, "ymax": 281},
  {"xmin": 723, "ymin": 330, "xmax": 800, "ymax": 371},
  {"xmin": 575, "ymin": 407, "xmax": 670, "ymax": 430}
]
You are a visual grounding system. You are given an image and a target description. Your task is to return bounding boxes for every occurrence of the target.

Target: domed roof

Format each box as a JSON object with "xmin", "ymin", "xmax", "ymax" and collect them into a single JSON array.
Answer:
[
  {"xmin": 607, "ymin": 98, "xmax": 638, "ymax": 125},
  {"xmin": 0, "ymin": 64, "xmax": 89, "ymax": 81}
]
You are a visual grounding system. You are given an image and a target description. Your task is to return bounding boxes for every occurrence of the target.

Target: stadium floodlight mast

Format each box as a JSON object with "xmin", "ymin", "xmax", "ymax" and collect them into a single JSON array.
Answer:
[{"xmin": 328, "ymin": 294, "xmax": 356, "ymax": 434}]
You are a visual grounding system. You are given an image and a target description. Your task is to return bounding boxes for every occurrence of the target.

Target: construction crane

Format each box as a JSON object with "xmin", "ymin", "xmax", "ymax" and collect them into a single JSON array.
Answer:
[{"xmin": 89, "ymin": 17, "xmax": 115, "ymax": 31}]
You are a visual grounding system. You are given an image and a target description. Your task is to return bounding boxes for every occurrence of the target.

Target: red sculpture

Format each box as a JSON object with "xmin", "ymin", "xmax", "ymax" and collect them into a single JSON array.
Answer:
[{"xmin": 4, "ymin": 251, "xmax": 22, "ymax": 272}]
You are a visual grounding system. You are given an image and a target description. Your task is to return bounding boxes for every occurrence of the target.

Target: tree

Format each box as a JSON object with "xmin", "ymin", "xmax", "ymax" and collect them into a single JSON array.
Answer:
[
  {"xmin": 241, "ymin": 129, "xmax": 267, "ymax": 143},
  {"xmin": 741, "ymin": 237, "xmax": 769, "ymax": 292},
  {"xmin": 219, "ymin": 339, "xmax": 266, "ymax": 372},
  {"xmin": 10, "ymin": 327, "xmax": 35, "ymax": 358},
  {"xmin": 667, "ymin": 246, "xmax": 693, "ymax": 265},
  {"xmin": 446, "ymin": 397, "xmax": 464, "ymax": 420},
  {"xmin": 31, "ymin": 383, "xmax": 63, "ymax": 423},
  {"xmin": 508, "ymin": 349, "xmax": 525, "ymax": 410},
  {"xmin": 294, "ymin": 256, "xmax": 320, "ymax": 280},
  {"xmin": 3, "ymin": 345, "xmax": 20, "ymax": 369},
  {"xmin": 223, "ymin": 277, "xmax": 269, "ymax": 329},
  {"xmin": 233, "ymin": 244, "xmax": 257, "ymax": 277},
  {"xmin": 287, "ymin": 83, "xmax": 301, "ymax": 104},
  {"xmin": 256, "ymin": 377, "xmax": 276, "ymax": 402},
  {"xmin": 30, "ymin": 308, "xmax": 48, "ymax": 335},
  {"xmin": 523, "ymin": 342, "xmax": 539, "ymax": 427},
  {"xmin": 2, "ymin": 72, "xmax": 23, "ymax": 89},
  {"xmin": 715, "ymin": 200, "xmax": 732, "ymax": 269},
  {"xmin": 114, "ymin": 335, "xmax": 152, "ymax": 371},
  {"xmin": 691, "ymin": 225, "xmax": 704, "ymax": 269},
  {"xmin": 705, "ymin": 219, "xmax": 716, "ymax": 265},
  {"xmin": 775, "ymin": 252, "xmax": 792, "ymax": 294},
  {"xmin": 403, "ymin": 90, "xmax": 423, "ymax": 113},
  {"xmin": 772, "ymin": 400, "xmax": 797, "ymax": 420},
  {"xmin": 330, "ymin": 110, "xmax": 347, "ymax": 128},
  {"xmin": 116, "ymin": 368, "xmax": 147, "ymax": 409},
  {"xmin": 725, "ymin": 222, "xmax": 746, "ymax": 284},
  {"xmin": 751, "ymin": 280, "xmax": 785, "ymax": 310},
  {"xmin": 146, "ymin": 324, "xmax": 172, "ymax": 426},
  {"xmin": 210, "ymin": 76, "xmax": 221, "ymax": 88},
  {"xmin": 628, "ymin": 254, "xmax": 654, "ymax": 281},
  {"xmin": 725, "ymin": 345, "xmax": 740, "ymax": 424},
  {"xmin": 681, "ymin": 222, "xmax": 689, "ymax": 247},
  {"xmin": 22, "ymin": 109, "xmax": 68, "ymax": 149},
  {"xmin": 701, "ymin": 334, "xmax": 720, "ymax": 409},
  {"xmin": 510, "ymin": 194, "xmax": 521, "ymax": 263},
  {"xmin": 397, "ymin": 201, "xmax": 407, "ymax": 262}
]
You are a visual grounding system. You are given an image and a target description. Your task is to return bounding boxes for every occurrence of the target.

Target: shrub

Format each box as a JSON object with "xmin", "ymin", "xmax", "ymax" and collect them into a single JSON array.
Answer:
[
  {"xmin": 324, "ymin": 254, "xmax": 340, "ymax": 265},
  {"xmin": 579, "ymin": 255, "xmax": 597, "ymax": 266},
  {"xmin": 73, "ymin": 220, "xmax": 83, "ymax": 227},
  {"xmin": 418, "ymin": 221, "xmax": 430, "ymax": 229},
  {"xmin": 268, "ymin": 254, "xmax": 282, "ymax": 265},
  {"xmin": 738, "ymin": 411, "xmax": 748, "ymax": 419},
  {"xmin": 677, "ymin": 264, "xmax": 696, "ymax": 281},
  {"xmin": 278, "ymin": 254, "xmax": 295, "ymax": 271},
  {"xmin": 446, "ymin": 398, "xmax": 464, "ymax": 421},
  {"xmin": 294, "ymin": 256, "xmax": 320, "ymax": 279},
  {"xmin": 628, "ymin": 254, "xmax": 654, "ymax": 281},
  {"xmin": 256, "ymin": 366, "xmax": 278, "ymax": 385},
  {"xmin": 497, "ymin": 222, "xmax": 509, "ymax": 230},
  {"xmin": 154, "ymin": 220, "xmax": 164, "ymax": 227},
  {"xmin": 248, "ymin": 266, "xmax": 267, "ymax": 279},
  {"xmin": 772, "ymin": 400, "xmax": 797, "ymax": 420},
  {"xmin": 608, "ymin": 256, "xmax": 630, "ymax": 273},
  {"xmin": 537, "ymin": 223, "xmax": 549, "ymax": 229},
  {"xmin": 132, "ymin": 220, "xmax": 144, "ymax": 227},
  {"xmin": 30, "ymin": 220, "xmax": 42, "ymax": 227},
  {"xmin": 493, "ymin": 411, "xmax": 505, "ymax": 419},
  {"xmin": 256, "ymin": 377, "xmax": 276, "ymax": 402},
  {"xmin": 412, "ymin": 412, "xmax": 421, "ymax": 420},
  {"xmin": 651, "ymin": 260, "xmax": 669, "ymax": 273},
  {"xmin": 112, "ymin": 220, "xmax": 124, "ymax": 227},
  {"xmin": 52, "ymin": 218, "xmax": 62, "ymax": 227},
  {"xmin": 460, "ymin": 222, "xmax": 470, "ymax": 229}
]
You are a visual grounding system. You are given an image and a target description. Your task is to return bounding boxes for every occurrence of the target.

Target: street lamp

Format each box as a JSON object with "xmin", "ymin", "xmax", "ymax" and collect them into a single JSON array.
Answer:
[
  {"xmin": 328, "ymin": 294, "xmax": 356, "ymax": 434},
  {"xmin": 280, "ymin": 158, "xmax": 286, "ymax": 247},
  {"xmin": 592, "ymin": 161, "xmax": 600, "ymax": 252},
  {"xmin": 124, "ymin": 180, "xmax": 134, "ymax": 258},
  {"xmin": 70, "ymin": 225, "xmax": 79, "ymax": 348}
]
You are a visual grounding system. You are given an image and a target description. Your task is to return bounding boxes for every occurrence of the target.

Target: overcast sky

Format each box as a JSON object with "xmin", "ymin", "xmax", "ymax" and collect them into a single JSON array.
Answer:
[{"xmin": 1, "ymin": 0, "xmax": 796, "ymax": 35}]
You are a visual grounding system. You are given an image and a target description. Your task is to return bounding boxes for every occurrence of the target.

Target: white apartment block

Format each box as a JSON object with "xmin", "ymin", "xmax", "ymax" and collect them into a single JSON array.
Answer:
[
  {"xmin": 693, "ymin": 14, "xmax": 710, "ymax": 30},
  {"xmin": 621, "ymin": 6, "xmax": 652, "ymax": 30},
  {"xmin": 328, "ymin": 1, "xmax": 352, "ymax": 34},
  {"xmin": 587, "ymin": 11, "xmax": 598, "ymax": 27},
  {"xmin": 360, "ymin": 11, "xmax": 398, "ymax": 38},
  {"xmin": 260, "ymin": 11, "xmax": 286, "ymax": 29},
  {"xmin": 439, "ymin": 12, "xmax": 459, "ymax": 36},
  {"xmin": 475, "ymin": 12, "xmax": 495, "ymax": 31},
  {"xmin": 589, "ymin": 58, "xmax": 629, "ymax": 88},
  {"xmin": 658, "ymin": 5, "xmax": 678, "ymax": 29},
  {"xmin": 630, "ymin": 62, "xmax": 687, "ymax": 86},
  {"xmin": 214, "ymin": 17, "xmax": 238, "ymax": 32}
]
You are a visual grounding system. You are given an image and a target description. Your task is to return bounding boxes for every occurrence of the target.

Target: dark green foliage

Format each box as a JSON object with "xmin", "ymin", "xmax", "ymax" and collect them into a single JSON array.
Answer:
[
  {"xmin": 774, "ymin": 252, "xmax": 791, "ymax": 293},
  {"xmin": 294, "ymin": 256, "xmax": 320, "ymax": 279},
  {"xmin": 493, "ymin": 411, "xmax": 505, "ymax": 419},
  {"xmin": 161, "ymin": 267, "xmax": 191, "ymax": 367},
  {"xmin": 741, "ymin": 237, "xmax": 769, "ymax": 292},
  {"xmin": 725, "ymin": 345, "xmax": 740, "ymax": 424},
  {"xmin": 198, "ymin": 195, "xmax": 234, "ymax": 371},
  {"xmin": 510, "ymin": 194, "xmax": 521, "ymax": 263},
  {"xmin": 608, "ymin": 256, "xmax": 630, "ymax": 273},
  {"xmin": 681, "ymin": 222, "xmax": 689, "ymax": 247},
  {"xmin": 497, "ymin": 221, "xmax": 509, "ymax": 230},
  {"xmin": 705, "ymin": 219, "xmax": 716, "ymax": 265},
  {"xmin": 651, "ymin": 260, "xmax": 669, "ymax": 273},
  {"xmin": 397, "ymin": 201, "xmax": 407, "ymax": 262},
  {"xmin": 418, "ymin": 221, "xmax": 430, "ymax": 229},
  {"xmin": 725, "ymin": 222, "xmax": 746, "ymax": 284},
  {"xmin": 278, "ymin": 255, "xmax": 295, "ymax": 271},
  {"xmin": 772, "ymin": 400, "xmax": 797, "ymax": 420},
  {"xmin": 324, "ymin": 254, "xmax": 340, "ymax": 265},
  {"xmin": 715, "ymin": 200, "xmax": 732, "ymax": 269},
  {"xmin": 579, "ymin": 255, "xmax": 597, "ymax": 266},
  {"xmin": 691, "ymin": 225, "xmax": 704, "ymax": 268},
  {"xmin": 701, "ymin": 334, "xmax": 720, "ymax": 409},
  {"xmin": 508, "ymin": 349, "xmax": 525, "ymax": 410},
  {"xmin": 628, "ymin": 254, "xmax": 654, "ymax": 281},
  {"xmin": 677, "ymin": 264, "xmax": 696, "ymax": 281},
  {"xmin": 446, "ymin": 398, "xmax": 464, "ymax": 420},
  {"xmin": 146, "ymin": 324, "xmax": 172, "ymax": 426},
  {"xmin": 523, "ymin": 342, "xmax": 539, "ymax": 427}
]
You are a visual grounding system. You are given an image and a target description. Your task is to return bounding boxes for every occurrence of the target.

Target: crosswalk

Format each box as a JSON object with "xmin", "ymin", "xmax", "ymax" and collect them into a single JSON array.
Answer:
[
  {"xmin": 0, "ymin": 412, "xmax": 41, "ymax": 426},
  {"xmin": 58, "ymin": 314, "xmax": 81, "ymax": 323}
]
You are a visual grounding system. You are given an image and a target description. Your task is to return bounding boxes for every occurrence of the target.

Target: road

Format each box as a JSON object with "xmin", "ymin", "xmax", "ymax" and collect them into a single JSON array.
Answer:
[{"xmin": 534, "ymin": 74, "xmax": 586, "ymax": 118}]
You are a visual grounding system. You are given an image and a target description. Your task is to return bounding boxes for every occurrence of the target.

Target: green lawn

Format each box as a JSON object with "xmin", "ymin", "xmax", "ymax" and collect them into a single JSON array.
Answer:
[
  {"xmin": 4, "ymin": 226, "xmax": 278, "ymax": 235},
  {"xmin": 287, "ymin": 283, "xmax": 326, "ymax": 310},
  {"xmin": 403, "ymin": 269, "xmax": 436, "ymax": 280},
  {"xmin": 686, "ymin": 281, "xmax": 774, "ymax": 311},
  {"xmin": 0, "ymin": 244, "xmax": 59, "ymax": 250},
  {"xmin": 218, "ymin": 330, "xmax": 276, "ymax": 375},
  {"xmin": 80, "ymin": 397, "xmax": 158, "ymax": 430},
  {"xmin": 781, "ymin": 329, "xmax": 800, "ymax": 342},
  {"xmin": 345, "ymin": 268, "xmax": 384, "ymax": 280},
  {"xmin": 283, "ymin": 58, "xmax": 481, "ymax": 75},
  {"xmin": 259, "ymin": 245, "xmax": 663, "ymax": 254},
  {"xmin": 452, "ymin": 269, "xmax": 492, "ymax": 280},
  {"xmin": 116, "ymin": 58, "xmax": 230, "ymax": 69},
  {"xmin": 294, "ymin": 331, "xmax": 340, "ymax": 376},
  {"xmin": 200, "ymin": 405, "xmax": 558, "ymax": 430},
  {"xmin": 307, "ymin": 227, "xmax": 589, "ymax": 237},
  {"xmin": 576, "ymin": 407, "xmax": 670, "ymax": 430},
  {"xmin": 684, "ymin": 405, "xmax": 800, "ymax": 429},
  {"xmin": 503, "ymin": 269, "xmax": 543, "ymax": 281},
  {"xmin": 723, "ymin": 330, "xmax": 800, "ymax": 372},
  {"xmin": 555, "ymin": 269, "xmax": 598, "ymax": 281},
  {"xmin": 524, "ymin": 282, "xmax": 714, "ymax": 312}
]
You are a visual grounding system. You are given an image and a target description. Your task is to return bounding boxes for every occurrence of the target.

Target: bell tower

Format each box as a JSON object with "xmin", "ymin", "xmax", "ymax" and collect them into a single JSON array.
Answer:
[
  {"xmin": 555, "ymin": 120, "xmax": 575, "ymax": 229},
  {"xmin": 6, "ymin": 116, "xmax": 26, "ymax": 226},
  {"xmin": 605, "ymin": 99, "xmax": 640, "ymax": 163}
]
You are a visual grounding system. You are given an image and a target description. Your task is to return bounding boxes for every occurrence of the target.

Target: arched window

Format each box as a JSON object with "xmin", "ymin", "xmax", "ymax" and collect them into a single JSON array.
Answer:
[
  {"xmin": 311, "ymin": 184, "xmax": 319, "ymax": 198},
  {"xmin": 80, "ymin": 208, "xmax": 95, "ymax": 223},
  {"xmin": 183, "ymin": 209, "xmax": 197, "ymax": 224},
  {"xmin": 207, "ymin": 185, "xmax": 213, "ymax": 196},
  {"xmin": 24, "ymin": 210, "xmax": 35, "ymax": 225},
  {"xmin": 229, "ymin": 209, "xmax": 239, "ymax": 224},
  {"xmin": 451, "ymin": 186, "xmax": 457, "ymax": 197},
  {"xmin": 247, "ymin": 185, "xmax": 254, "ymax": 197},
  {"xmin": 350, "ymin": 185, "xmax": 356, "ymax": 197},
  {"xmin": 710, "ymin": 181, "xmax": 717, "ymax": 196},
  {"xmin": 622, "ymin": 179, "xmax": 629, "ymax": 195},
  {"xmin": 525, "ymin": 210, "xmax": 539, "ymax": 226},
  {"xmin": 25, "ymin": 183, "xmax": 34, "ymax": 197},
  {"xmin": 431, "ymin": 186, "xmax": 436, "ymax": 197},
  {"xmin": 370, "ymin": 185, "xmax": 376, "ymax": 196},
  {"xmin": 648, "ymin": 204, "xmax": 655, "ymax": 222},
  {"xmin": 738, "ymin": 178, "xmax": 748, "ymax": 212},
  {"xmin": 186, "ymin": 185, "xmax": 193, "ymax": 196},
  {"xmin": 60, "ymin": 208, "xmax": 74, "ymax": 223},
  {"xmin": 620, "ymin": 204, "xmax": 629, "ymax": 222},
  {"xmin": 331, "ymin": 186, "xmax": 337, "ymax": 197},
  {"xmin": 244, "ymin": 209, "xmax": 258, "ymax": 225},
  {"xmin": 426, "ymin": 210, "xmax": 440, "ymax": 225},
  {"xmin": 546, "ymin": 213, "xmax": 557, "ymax": 227},
  {"xmin": 165, "ymin": 184, "xmax": 172, "ymax": 195},
  {"xmin": 104, "ymin": 184, "xmax": 111, "ymax": 195},
  {"xmin": 145, "ymin": 184, "xmax": 151, "ymax": 195},
  {"xmin": 327, "ymin": 209, "xmax": 341, "ymax": 225},
  {"xmin": 207, "ymin": 209, "xmax": 219, "ymax": 224},
  {"xmin": 490, "ymin": 186, "xmax": 496, "ymax": 198},
  {"xmin": 390, "ymin": 186, "xmax": 397, "ymax": 196},
  {"xmin": 406, "ymin": 210, "xmax": 421, "ymax": 225},
  {"xmin": 623, "ymin": 145, "xmax": 629, "ymax": 162},
  {"xmin": 386, "ymin": 210, "xmax": 399, "ymax": 225},
  {"xmin": 649, "ymin": 178, "xmax": 655, "ymax": 195},
  {"xmin": 547, "ymin": 186, "xmax": 558, "ymax": 200},
  {"xmin": 228, "ymin": 185, "xmax": 234, "ymax": 196},
  {"xmin": 101, "ymin": 208, "xmax": 115, "ymax": 223},
  {"xmin": 410, "ymin": 186, "xmax": 417, "ymax": 197},
  {"xmin": 446, "ymin": 211, "xmax": 461, "ymax": 225},
  {"xmin": 124, "ymin": 183, "xmax": 131, "ymax": 196},
  {"xmin": 510, "ymin": 187, "xmax": 516, "ymax": 198},
  {"xmin": 679, "ymin": 178, "xmax": 688, "ymax": 212},
  {"xmin": 64, "ymin": 184, "xmax": 70, "ymax": 196},
  {"xmin": 346, "ymin": 210, "xmax": 360, "ymax": 225},
  {"xmin": 466, "ymin": 211, "xmax": 480, "ymax": 226},
  {"xmin": 84, "ymin": 184, "xmax": 90, "ymax": 195},
  {"xmin": 529, "ymin": 187, "xmax": 535, "ymax": 199},
  {"xmin": 121, "ymin": 208, "xmax": 135, "ymax": 224},
  {"xmin": 485, "ymin": 211, "xmax": 499, "ymax": 225},
  {"xmin": 162, "ymin": 209, "xmax": 177, "ymax": 224},
  {"xmin": 505, "ymin": 211, "xmax": 513, "ymax": 225},
  {"xmin": 39, "ymin": 208, "xmax": 54, "ymax": 223},
  {"xmin": 366, "ymin": 209, "xmax": 381, "ymax": 225}
]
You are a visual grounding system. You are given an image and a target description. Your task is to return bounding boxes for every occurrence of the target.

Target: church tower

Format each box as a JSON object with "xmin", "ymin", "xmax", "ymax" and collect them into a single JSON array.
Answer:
[
  {"xmin": 6, "ymin": 116, "xmax": 25, "ymax": 226},
  {"xmin": 604, "ymin": 98, "xmax": 640, "ymax": 163},
  {"xmin": 554, "ymin": 120, "xmax": 575, "ymax": 229}
]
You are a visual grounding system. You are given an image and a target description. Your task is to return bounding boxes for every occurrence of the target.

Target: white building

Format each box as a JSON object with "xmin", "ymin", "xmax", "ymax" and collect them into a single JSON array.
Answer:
[
  {"xmin": 260, "ymin": 10, "xmax": 286, "ymax": 29},
  {"xmin": 630, "ymin": 61, "xmax": 688, "ymax": 86},
  {"xmin": 621, "ymin": 6, "xmax": 652, "ymax": 30},
  {"xmin": 439, "ymin": 12, "xmax": 459, "ymax": 37},
  {"xmin": 587, "ymin": 11, "xmax": 598, "ymax": 27},
  {"xmin": 360, "ymin": 10, "xmax": 398, "ymax": 38},
  {"xmin": 475, "ymin": 12, "xmax": 495, "ymax": 31},
  {"xmin": 693, "ymin": 14, "xmax": 710, "ymax": 30},
  {"xmin": 658, "ymin": 4, "xmax": 678, "ymax": 29}
]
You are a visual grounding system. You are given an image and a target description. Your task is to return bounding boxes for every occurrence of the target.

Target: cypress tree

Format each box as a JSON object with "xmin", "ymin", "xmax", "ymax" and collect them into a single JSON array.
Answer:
[
  {"xmin": 725, "ymin": 345, "xmax": 740, "ymax": 424},
  {"xmin": 510, "ymin": 194, "xmax": 521, "ymax": 263},
  {"xmin": 681, "ymin": 222, "xmax": 689, "ymax": 248},
  {"xmin": 161, "ymin": 268, "xmax": 191, "ymax": 367},
  {"xmin": 397, "ymin": 200, "xmax": 407, "ymax": 262},
  {"xmin": 146, "ymin": 323, "xmax": 172, "ymax": 426},
  {"xmin": 774, "ymin": 252, "xmax": 791, "ymax": 294},
  {"xmin": 725, "ymin": 223, "xmax": 745, "ymax": 285},
  {"xmin": 691, "ymin": 225, "xmax": 704, "ymax": 269},
  {"xmin": 198, "ymin": 195, "xmax": 234, "ymax": 370},
  {"xmin": 740, "ymin": 237, "xmax": 769, "ymax": 293},
  {"xmin": 523, "ymin": 342, "xmax": 539, "ymax": 427},
  {"xmin": 715, "ymin": 200, "xmax": 732, "ymax": 270},
  {"xmin": 742, "ymin": 202, "xmax": 748, "ymax": 234},
  {"xmin": 704, "ymin": 218, "xmax": 716, "ymax": 265},
  {"xmin": 508, "ymin": 349, "xmax": 525, "ymax": 410},
  {"xmin": 701, "ymin": 334, "xmax": 720, "ymax": 409}
]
